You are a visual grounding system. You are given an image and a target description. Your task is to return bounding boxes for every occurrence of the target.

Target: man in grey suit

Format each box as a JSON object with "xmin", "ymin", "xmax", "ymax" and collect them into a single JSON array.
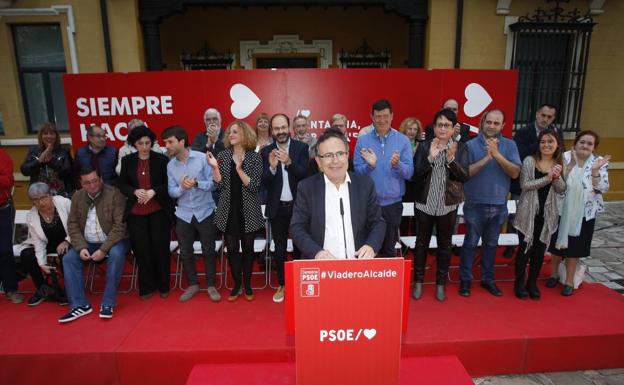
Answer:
[{"xmin": 290, "ymin": 128, "xmax": 386, "ymax": 260}]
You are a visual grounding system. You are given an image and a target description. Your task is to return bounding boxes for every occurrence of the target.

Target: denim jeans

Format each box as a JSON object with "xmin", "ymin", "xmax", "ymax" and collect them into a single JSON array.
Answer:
[
  {"xmin": 63, "ymin": 240, "xmax": 130, "ymax": 308},
  {"xmin": 459, "ymin": 203, "xmax": 508, "ymax": 283}
]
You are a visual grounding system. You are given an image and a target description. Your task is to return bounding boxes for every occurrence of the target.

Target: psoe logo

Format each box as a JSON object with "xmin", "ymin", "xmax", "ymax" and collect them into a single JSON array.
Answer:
[
  {"xmin": 301, "ymin": 268, "xmax": 320, "ymax": 283},
  {"xmin": 301, "ymin": 282, "xmax": 320, "ymax": 298}
]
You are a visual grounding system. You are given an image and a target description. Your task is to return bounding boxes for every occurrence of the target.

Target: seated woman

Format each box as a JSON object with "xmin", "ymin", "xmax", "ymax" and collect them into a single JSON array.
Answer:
[
  {"xmin": 20, "ymin": 122, "xmax": 74, "ymax": 197},
  {"xmin": 513, "ymin": 129, "xmax": 566, "ymax": 300},
  {"xmin": 16, "ymin": 182, "xmax": 71, "ymax": 306}
]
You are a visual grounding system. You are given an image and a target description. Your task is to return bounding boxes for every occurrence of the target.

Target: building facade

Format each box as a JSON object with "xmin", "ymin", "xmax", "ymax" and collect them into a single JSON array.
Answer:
[{"xmin": 1, "ymin": 0, "xmax": 622, "ymax": 207}]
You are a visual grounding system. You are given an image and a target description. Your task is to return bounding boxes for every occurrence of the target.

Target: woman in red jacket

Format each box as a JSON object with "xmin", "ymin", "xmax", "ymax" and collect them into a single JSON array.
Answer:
[{"xmin": 0, "ymin": 147, "xmax": 23, "ymax": 304}]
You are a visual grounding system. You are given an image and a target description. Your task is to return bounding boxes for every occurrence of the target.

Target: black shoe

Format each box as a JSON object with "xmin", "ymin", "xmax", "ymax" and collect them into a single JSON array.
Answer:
[
  {"xmin": 545, "ymin": 277, "xmax": 559, "ymax": 288},
  {"xmin": 527, "ymin": 283, "xmax": 541, "ymax": 300},
  {"xmin": 480, "ymin": 281, "xmax": 503, "ymax": 297},
  {"xmin": 27, "ymin": 292, "xmax": 45, "ymax": 306},
  {"xmin": 459, "ymin": 281, "xmax": 471, "ymax": 297},
  {"xmin": 561, "ymin": 284, "xmax": 574, "ymax": 296},
  {"xmin": 503, "ymin": 246, "xmax": 516, "ymax": 259},
  {"xmin": 514, "ymin": 282, "xmax": 529, "ymax": 300}
]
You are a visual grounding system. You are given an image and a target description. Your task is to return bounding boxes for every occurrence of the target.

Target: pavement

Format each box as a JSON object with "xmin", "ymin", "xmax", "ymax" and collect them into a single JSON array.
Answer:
[{"xmin": 473, "ymin": 201, "xmax": 624, "ymax": 385}]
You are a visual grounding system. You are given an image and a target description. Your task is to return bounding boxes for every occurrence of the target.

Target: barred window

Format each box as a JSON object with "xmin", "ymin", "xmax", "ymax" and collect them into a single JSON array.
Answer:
[{"xmin": 509, "ymin": 8, "xmax": 595, "ymax": 132}]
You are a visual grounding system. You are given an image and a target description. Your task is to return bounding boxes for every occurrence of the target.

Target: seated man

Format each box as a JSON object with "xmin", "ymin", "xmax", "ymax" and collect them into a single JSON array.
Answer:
[
  {"xmin": 290, "ymin": 128, "xmax": 386, "ymax": 260},
  {"xmin": 59, "ymin": 166, "xmax": 129, "ymax": 323}
]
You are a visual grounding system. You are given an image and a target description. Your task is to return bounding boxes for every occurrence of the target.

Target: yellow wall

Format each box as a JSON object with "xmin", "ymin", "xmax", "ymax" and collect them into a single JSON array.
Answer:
[
  {"xmin": 0, "ymin": 0, "xmax": 143, "ymax": 140},
  {"xmin": 159, "ymin": 6, "xmax": 409, "ymax": 70}
]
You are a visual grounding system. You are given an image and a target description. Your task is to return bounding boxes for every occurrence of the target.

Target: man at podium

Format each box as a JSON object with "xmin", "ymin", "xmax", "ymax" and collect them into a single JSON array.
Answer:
[{"xmin": 290, "ymin": 128, "xmax": 386, "ymax": 260}]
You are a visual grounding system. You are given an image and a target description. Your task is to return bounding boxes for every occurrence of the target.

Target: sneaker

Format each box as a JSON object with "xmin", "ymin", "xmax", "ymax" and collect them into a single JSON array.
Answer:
[
  {"xmin": 27, "ymin": 292, "xmax": 45, "ymax": 306},
  {"xmin": 273, "ymin": 286, "xmax": 285, "ymax": 303},
  {"xmin": 207, "ymin": 286, "xmax": 221, "ymax": 302},
  {"xmin": 59, "ymin": 305, "xmax": 93, "ymax": 323},
  {"xmin": 179, "ymin": 284, "xmax": 200, "ymax": 302},
  {"xmin": 99, "ymin": 306, "xmax": 114, "ymax": 319},
  {"xmin": 6, "ymin": 292, "xmax": 24, "ymax": 304}
]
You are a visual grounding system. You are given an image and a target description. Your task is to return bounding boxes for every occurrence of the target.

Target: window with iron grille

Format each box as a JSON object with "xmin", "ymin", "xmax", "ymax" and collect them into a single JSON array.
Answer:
[
  {"xmin": 12, "ymin": 24, "xmax": 69, "ymax": 133},
  {"xmin": 509, "ymin": 4, "xmax": 595, "ymax": 132}
]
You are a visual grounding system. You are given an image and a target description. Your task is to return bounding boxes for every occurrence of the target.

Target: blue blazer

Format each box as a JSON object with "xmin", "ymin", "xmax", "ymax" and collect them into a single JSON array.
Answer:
[
  {"xmin": 290, "ymin": 172, "xmax": 386, "ymax": 259},
  {"xmin": 261, "ymin": 139, "xmax": 309, "ymax": 219}
]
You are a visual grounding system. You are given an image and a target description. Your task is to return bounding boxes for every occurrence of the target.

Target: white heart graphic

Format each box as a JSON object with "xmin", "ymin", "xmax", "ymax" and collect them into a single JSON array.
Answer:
[
  {"xmin": 463, "ymin": 83, "xmax": 492, "ymax": 118},
  {"xmin": 230, "ymin": 83, "xmax": 261, "ymax": 119},
  {"xmin": 363, "ymin": 329, "xmax": 377, "ymax": 340},
  {"xmin": 300, "ymin": 109, "xmax": 311, "ymax": 118}
]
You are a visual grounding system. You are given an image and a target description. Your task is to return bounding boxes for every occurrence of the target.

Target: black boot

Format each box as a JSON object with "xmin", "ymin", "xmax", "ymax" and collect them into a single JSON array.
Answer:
[
  {"xmin": 527, "ymin": 281, "xmax": 541, "ymax": 300},
  {"xmin": 514, "ymin": 280, "xmax": 529, "ymax": 299}
]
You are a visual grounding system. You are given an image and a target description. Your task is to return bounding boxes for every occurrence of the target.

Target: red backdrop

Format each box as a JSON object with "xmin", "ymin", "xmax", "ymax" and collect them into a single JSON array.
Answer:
[{"xmin": 63, "ymin": 68, "xmax": 517, "ymax": 148}]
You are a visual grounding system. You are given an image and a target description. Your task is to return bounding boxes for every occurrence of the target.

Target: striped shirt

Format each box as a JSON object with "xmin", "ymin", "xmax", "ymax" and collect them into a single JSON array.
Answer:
[{"xmin": 415, "ymin": 149, "xmax": 458, "ymax": 216}]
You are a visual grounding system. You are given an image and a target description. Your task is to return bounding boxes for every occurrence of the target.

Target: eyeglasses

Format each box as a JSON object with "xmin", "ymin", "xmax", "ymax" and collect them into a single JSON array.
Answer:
[
  {"xmin": 31, "ymin": 195, "xmax": 51, "ymax": 204},
  {"xmin": 89, "ymin": 134, "xmax": 106, "ymax": 138},
  {"xmin": 435, "ymin": 123, "xmax": 453, "ymax": 129},
  {"xmin": 318, "ymin": 151, "xmax": 348, "ymax": 160}
]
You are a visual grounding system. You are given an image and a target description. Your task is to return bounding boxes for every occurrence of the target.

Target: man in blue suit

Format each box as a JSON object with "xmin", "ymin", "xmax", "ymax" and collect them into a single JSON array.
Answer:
[
  {"xmin": 290, "ymin": 129, "xmax": 386, "ymax": 261},
  {"xmin": 261, "ymin": 113, "xmax": 309, "ymax": 302}
]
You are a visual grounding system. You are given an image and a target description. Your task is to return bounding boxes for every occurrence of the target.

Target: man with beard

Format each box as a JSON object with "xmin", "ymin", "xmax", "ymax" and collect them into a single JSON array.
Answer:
[
  {"xmin": 458, "ymin": 109, "xmax": 521, "ymax": 297},
  {"xmin": 163, "ymin": 125, "xmax": 221, "ymax": 303},
  {"xmin": 261, "ymin": 113, "xmax": 309, "ymax": 302}
]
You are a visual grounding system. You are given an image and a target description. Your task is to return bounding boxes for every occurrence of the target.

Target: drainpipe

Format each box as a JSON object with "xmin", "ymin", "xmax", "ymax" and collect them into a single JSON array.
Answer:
[
  {"xmin": 100, "ymin": 0, "xmax": 113, "ymax": 72},
  {"xmin": 454, "ymin": 0, "xmax": 464, "ymax": 68}
]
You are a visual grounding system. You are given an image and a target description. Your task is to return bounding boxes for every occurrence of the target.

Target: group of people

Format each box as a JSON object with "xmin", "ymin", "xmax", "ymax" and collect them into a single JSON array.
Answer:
[{"xmin": 0, "ymin": 99, "xmax": 610, "ymax": 324}]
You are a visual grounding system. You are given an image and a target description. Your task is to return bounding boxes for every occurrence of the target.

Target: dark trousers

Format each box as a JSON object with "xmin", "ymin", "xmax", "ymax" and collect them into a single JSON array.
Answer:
[
  {"xmin": 413, "ymin": 209, "xmax": 457, "ymax": 285},
  {"xmin": 176, "ymin": 215, "xmax": 217, "ymax": 287},
  {"xmin": 225, "ymin": 232, "xmax": 255, "ymax": 291},
  {"xmin": 17, "ymin": 247, "xmax": 45, "ymax": 288},
  {"xmin": 0, "ymin": 204, "xmax": 18, "ymax": 293},
  {"xmin": 270, "ymin": 202, "xmax": 300, "ymax": 286},
  {"xmin": 515, "ymin": 215, "xmax": 546, "ymax": 287},
  {"xmin": 128, "ymin": 210, "xmax": 172, "ymax": 295},
  {"xmin": 379, "ymin": 201, "xmax": 403, "ymax": 258}
]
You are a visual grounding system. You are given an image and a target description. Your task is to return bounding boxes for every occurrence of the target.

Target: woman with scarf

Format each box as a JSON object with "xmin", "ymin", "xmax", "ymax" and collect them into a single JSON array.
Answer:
[
  {"xmin": 547, "ymin": 130, "xmax": 609, "ymax": 296},
  {"xmin": 513, "ymin": 129, "xmax": 566, "ymax": 300}
]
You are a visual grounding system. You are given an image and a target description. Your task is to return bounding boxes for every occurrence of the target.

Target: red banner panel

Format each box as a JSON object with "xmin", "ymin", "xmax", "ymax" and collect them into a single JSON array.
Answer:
[
  {"xmin": 290, "ymin": 258, "xmax": 406, "ymax": 385},
  {"xmin": 63, "ymin": 69, "xmax": 517, "ymax": 149}
]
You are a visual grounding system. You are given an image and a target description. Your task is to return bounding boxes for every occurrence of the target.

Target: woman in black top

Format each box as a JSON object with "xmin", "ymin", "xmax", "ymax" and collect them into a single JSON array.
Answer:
[
  {"xmin": 21, "ymin": 122, "xmax": 74, "ymax": 197},
  {"xmin": 119, "ymin": 126, "xmax": 175, "ymax": 299}
]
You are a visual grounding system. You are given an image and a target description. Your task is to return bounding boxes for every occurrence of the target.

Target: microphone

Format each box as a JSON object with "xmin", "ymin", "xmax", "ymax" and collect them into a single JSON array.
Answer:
[{"xmin": 340, "ymin": 198, "xmax": 349, "ymax": 259}]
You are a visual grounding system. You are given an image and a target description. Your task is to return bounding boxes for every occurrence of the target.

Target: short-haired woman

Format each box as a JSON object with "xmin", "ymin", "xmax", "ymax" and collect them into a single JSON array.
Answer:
[
  {"xmin": 16, "ymin": 182, "xmax": 72, "ymax": 305},
  {"xmin": 547, "ymin": 130, "xmax": 610, "ymax": 296},
  {"xmin": 119, "ymin": 125, "xmax": 175, "ymax": 299}
]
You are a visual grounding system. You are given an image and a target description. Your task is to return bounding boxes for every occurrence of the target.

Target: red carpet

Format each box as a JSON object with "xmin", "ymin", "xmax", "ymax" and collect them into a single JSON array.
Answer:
[
  {"xmin": 185, "ymin": 356, "xmax": 473, "ymax": 385},
  {"xmin": 1, "ymin": 273, "xmax": 624, "ymax": 385}
]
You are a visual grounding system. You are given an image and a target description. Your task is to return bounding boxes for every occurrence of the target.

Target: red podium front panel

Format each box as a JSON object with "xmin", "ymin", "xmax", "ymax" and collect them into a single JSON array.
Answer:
[{"xmin": 290, "ymin": 259, "xmax": 405, "ymax": 385}]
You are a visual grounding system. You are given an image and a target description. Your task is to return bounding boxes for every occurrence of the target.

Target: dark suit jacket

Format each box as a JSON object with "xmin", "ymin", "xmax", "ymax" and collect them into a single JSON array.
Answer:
[
  {"xmin": 290, "ymin": 172, "xmax": 386, "ymax": 259},
  {"xmin": 118, "ymin": 151, "xmax": 175, "ymax": 223},
  {"xmin": 191, "ymin": 131, "xmax": 225, "ymax": 155},
  {"xmin": 261, "ymin": 139, "xmax": 309, "ymax": 219}
]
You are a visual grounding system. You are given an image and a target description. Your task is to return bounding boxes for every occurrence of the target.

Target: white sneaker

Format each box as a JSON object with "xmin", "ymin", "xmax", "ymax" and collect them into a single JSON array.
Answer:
[{"xmin": 273, "ymin": 286, "xmax": 285, "ymax": 303}]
